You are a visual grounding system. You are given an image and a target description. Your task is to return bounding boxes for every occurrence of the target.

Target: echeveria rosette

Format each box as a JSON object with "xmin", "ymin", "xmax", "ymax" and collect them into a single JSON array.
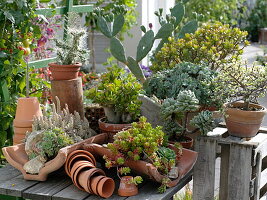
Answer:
[
  {"xmin": 163, "ymin": 119, "xmax": 183, "ymax": 138},
  {"xmin": 190, "ymin": 111, "xmax": 215, "ymax": 135}
]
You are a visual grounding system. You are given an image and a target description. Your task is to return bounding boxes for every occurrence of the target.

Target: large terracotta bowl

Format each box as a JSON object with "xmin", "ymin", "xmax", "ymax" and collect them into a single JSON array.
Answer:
[
  {"xmin": 2, "ymin": 133, "xmax": 108, "ymax": 181},
  {"xmin": 83, "ymin": 133, "xmax": 198, "ymax": 188}
]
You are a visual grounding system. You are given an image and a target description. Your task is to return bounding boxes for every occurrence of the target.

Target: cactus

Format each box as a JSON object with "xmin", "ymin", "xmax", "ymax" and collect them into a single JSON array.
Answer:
[
  {"xmin": 97, "ymin": 2, "xmax": 198, "ymax": 83},
  {"xmin": 32, "ymin": 97, "xmax": 96, "ymax": 142}
]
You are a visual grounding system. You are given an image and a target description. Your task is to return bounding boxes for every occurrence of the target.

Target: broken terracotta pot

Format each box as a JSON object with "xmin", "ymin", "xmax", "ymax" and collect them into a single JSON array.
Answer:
[
  {"xmin": 83, "ymin": 133, "xmax": 198, "ymax": 188},
  {"xmin": 118, "ymin": 176, "xmax": 138, "ymax": 197},
  {"xmin": 2, "ymin": 133, "xmax": 108, "ymax": 181}
]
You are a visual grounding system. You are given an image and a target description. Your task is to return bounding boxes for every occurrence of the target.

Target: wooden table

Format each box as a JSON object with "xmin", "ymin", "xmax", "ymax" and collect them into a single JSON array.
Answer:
[{"xmin": 0, "ymin": 165, "xmax": 192, "ymax": 200}]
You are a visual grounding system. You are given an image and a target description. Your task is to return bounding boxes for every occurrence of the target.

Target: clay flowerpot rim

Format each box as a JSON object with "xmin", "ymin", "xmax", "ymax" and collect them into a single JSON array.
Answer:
[
  {"xmin": 48, "ymin": 62, "xmax": 82, "ymax": 68},
  {"xmin": 72, "ymin": 165, "xmax": 96, "ymax": 191},
  {"xmin": 66, "ymin": 154, "xmax": 96, "ymax": 177},
  {"xmin": 91, "ymin": 175, "xmax": 106, "ymax": 195},
  {"xmin": 99, "ymin": 117, "xmax": 133, "ymax": 126},
  {"xmin": 78, "ymin": 170, "xmax": 93, "ymax": 193},
  {"xmin": 86, "ymin": 168, "xmax": 106, "ymax": 193},
  {"xmin": 224, "ymin": 102, "xmax": 267, "ymax": 113},
  {"xmin": 118, "ymin": 176, "xmax": 138, "ymax": 197},
  {"xmin": 97, "ymin": 177, "xmax": 115, "ymax": 198}
]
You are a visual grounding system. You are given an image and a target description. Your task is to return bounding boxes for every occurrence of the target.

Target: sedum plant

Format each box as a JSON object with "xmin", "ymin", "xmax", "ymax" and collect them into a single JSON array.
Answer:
[
  {"xmin": 97, "ymin": 2, "xmax": 198, "ymax": 83},
  {"xmin": 103, "ymin": 116, "xmax": 183, "ymax": 193},
  {"xmin": 161, "ymin": 90, "xmax": 215, "ymax": 140},
  {"xmin": 85, "ymin": 65, "xmax": 142, "ymax": 124},
  {"xmin": 145, "ymin": 62, "xmax": 220, "ymax": 108},
  {"xmin": 214, "ymin": 61, "xmax": 267, "ymax": 111},
  {"xmin": 151, "ymin": 21, "xmax": 249, "ymax": 72}
]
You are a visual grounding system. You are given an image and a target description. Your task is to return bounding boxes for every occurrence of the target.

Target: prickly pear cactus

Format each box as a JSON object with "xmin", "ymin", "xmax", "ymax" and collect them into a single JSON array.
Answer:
[{"xmin": 97, "ymin": 2, "xmax": 198, "ymax": 83}]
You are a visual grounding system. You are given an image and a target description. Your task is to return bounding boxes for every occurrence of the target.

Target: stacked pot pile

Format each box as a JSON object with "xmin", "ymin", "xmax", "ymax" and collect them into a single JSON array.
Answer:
[
  {"xmin": 65, "ymin": 150, "xmax": 115, "ymax": 198},
  {"xmin": 13, "ymin": 97, "xmax": 42, "ymax": 145}
]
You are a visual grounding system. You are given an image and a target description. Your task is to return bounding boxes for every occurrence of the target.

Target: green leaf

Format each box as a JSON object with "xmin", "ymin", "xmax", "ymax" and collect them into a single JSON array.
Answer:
[
  {"xmin": 127, "ymin": 56, "xmax": 145, "ymax": 82},
  {"xmin": 177, "ymin": 20, "xmax": 198, "ymax": 39},
  {"xmin": 140, "ymin": 25, "xmax": 146, "ymax": 33},
  {"xmin": 4, "ymin": 11, "xmax": 15, "ymax": 24},
  {"xmin": 40, "ymin": 0, "xmax": 52, "ymax": 2},
  {"xmin": 97, "ymin": 16, "xmax": 112, "ymax": 38},
  {"xmin": 110, "ymin": 37, "xmax": 127, "ymax": 63},
  {"xmin": 136, "ymin": 30, "xmax": 154, "ymax": 62},
  {"xmin": 112, "ymin": 14, "xmax": 124, "ymax": 36},
  {"xmin": 171, "ymin": 3, "xmax": 185, "ymax": 27},
  {"xmin": 155, "ymin": 23, "xmax": 173, "ymax": 39}
]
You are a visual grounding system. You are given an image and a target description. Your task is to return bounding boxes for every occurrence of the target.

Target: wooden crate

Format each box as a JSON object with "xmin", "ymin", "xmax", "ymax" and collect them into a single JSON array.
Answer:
[{"xmin": 193, "ymin": 127, "xmax": 267, "ymax": 200}]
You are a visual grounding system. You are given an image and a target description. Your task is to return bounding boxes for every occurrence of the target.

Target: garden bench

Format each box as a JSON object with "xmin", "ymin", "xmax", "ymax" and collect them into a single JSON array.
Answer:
[{"xmin": 0, "ymin": 164, "xmax": 192, "ymax": 200}]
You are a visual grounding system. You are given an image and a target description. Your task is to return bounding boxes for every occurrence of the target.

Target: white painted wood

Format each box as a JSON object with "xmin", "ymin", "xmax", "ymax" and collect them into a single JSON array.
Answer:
[
  {"xmin": 207, "ymin": 127, "xmax": 228, "ymax": 137},
  {"xmin": 261, "ymin": 168, "xmax": 267, "ymax": 189}
]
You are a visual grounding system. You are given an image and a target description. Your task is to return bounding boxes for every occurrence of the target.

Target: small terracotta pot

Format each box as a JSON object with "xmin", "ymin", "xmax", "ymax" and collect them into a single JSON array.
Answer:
[
  {"xmin": 78, "ymin": 170, "xmax": 93, "ymax": 193},
  {"xmin": 97, "ymin": 177, "xmax": 115, "ymax": 198},
  {"xmin": 67, "ymin": 154, "xmax": 95, "ymax": 176},
  {"xmin": 86, "ymin": 168, "xmax": 105, "ymax": 193},
  {"xmin": 49, "ymin": 62, "xmax": 82, "ymax": 80},
  {"xmin": 179, "ymin": 136, "xmax": 193, "ymax": 149},
  {"xmin": 65, "ymin": 150, "xmax": 96, "ymax": 176},
  {"xmin": 91, "ymin": 175, "xmax": 106, "ymax": 195},
  {"xmin": 13, "ymin": 97, "xmax": 42, "ymax": 127},
  {"xmin": 224, "ymin": 102, "xmax": 267, "ymax": 137},
  {"xmin": 98, "ymin": 117, "xmax": 131, "ymax": 141},
  {"xmin": 13, "ymin": 134, "xmax": 26, "ymax": 145},
  {"xmin": 13, "ymin": 127, "xmax": 32, "ymax": 135},
  {"xmin": 118, "ymin": 176, "xmax": 138, "ymax": 197},
  {"xmin": 71, "ymin": 165, "xmax": 96, "ymax": 191}
]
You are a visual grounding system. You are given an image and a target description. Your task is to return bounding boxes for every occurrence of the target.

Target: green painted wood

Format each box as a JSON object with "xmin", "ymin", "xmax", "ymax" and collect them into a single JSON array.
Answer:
[
  {"xmin": 35, "ymin": 5, "xmax": 93, "ymax": 16},
  {"xmin": 28, "ymin": 57, "xmax": 57, "ymax": 69}
]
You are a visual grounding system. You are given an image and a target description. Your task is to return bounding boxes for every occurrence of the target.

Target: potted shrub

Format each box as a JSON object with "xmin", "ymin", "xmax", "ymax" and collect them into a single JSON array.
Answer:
[
  {"xmin": 85, "ymin": 65, "xmax": 142, "ymax": 136},
  {"xmin": 49, "ymin": 21, "xmax": 90, "ymax": 80},
  {"xmin": 214, "ymin": 61, "xmax": 267, "ymax": 137},
  {"xmin": 161, "ymin": 90, "xmax": 215, "ymax": 148}
]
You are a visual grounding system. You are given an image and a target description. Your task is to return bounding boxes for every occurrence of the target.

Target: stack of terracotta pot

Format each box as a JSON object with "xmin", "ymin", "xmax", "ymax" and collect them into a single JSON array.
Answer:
[
  {"xmin": 13, "ymin": 97, "xmax": 42, "ymax": 145},
  {"xmin": 65, "ymin": 150, "xmax": 115, "ymax": 198}
]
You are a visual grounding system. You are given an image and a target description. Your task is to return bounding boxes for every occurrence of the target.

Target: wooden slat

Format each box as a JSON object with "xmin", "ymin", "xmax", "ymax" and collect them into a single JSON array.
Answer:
[
  {"xmin": 193, "ymin": 137, "xmax": 217, "ymax": 200},
  {"xmin": 28, "ymin": 57, "xmax": 57, "ymax": 69},
  {"xmin": 22, "ymin": 173, "xmax": 72, "ymax": 200},
  {"xmin": 261, "ymin": 168, "xmax": 267, "ymax": 189},
  {"xmin": 52, "ymin": 184, "xmax": 89, "ymax": 200},
  {"xmin": 35, "ymin": 5, "xmax": 93, "ymax": 16},
  {"xmin": 227, "ymin": 144, "xmax": 253, "ymax": 199},
  {"xmin": 207, "ymin": 127, "xmax": 228, "ymax": 137},
  {"xmin": 254, "ymin": 152, "xmax": 263, "ymax": 200},
  {"xmin": 126, "ymin": 172, "xmax": 192, "ymax": 200},
  {"xmin": 0, "ymin": 165, "xmax": 21, "ymax": 182},
  {"xmin": 219, "ymin": 144, "xmax": 230, "ymax": 200},
  {"xmin": 0, "ymin": 175, "xmax": 38, "ymax": 197}
]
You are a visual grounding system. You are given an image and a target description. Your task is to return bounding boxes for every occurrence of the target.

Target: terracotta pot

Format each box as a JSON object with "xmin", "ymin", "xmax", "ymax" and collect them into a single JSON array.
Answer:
[
  {"xmin": 65, "ymin": 150, "xmax": 96, "ymax": 176},
  {"xmin": 13, "ymin": 97, "xmax": 42, "ymax": 127},
  {"xmin": 91, "ymin": 175, "xmax": 106, "ymax": 195},
  {"xmin": 49, "ymin": 62, "xmax": 82, "ymax": 80},
  {"xmin": 78, "ymin": 170, "xmax": 93, "ymax": 193},
  {"xmin": 13, "ymin": 134, "xmax": 27, "ymax": 145},
  {"xmin": 85, "ymin": 168, "xmax": 105, "ymax": 193},
  {"xmin": 98, "ymin": 117, "xmax": 131, "ymax": 140},
  {"xmin": 179, "ymin": 136, "xmax": 193, "ymax": 149},
  {"xmin": 13, "ymin": 127, "xmax": 32, "ymax": 135},
  {"xmin": 96, "ymin": 177, "xmax": 115, "ymax": 198},
  {"xmin": 224, "ymin": 102, "xmax": 267, "ymax": 137},
  {"xmin": 118, "ymin": 176, "xmax": 138, "ymax": 197}
]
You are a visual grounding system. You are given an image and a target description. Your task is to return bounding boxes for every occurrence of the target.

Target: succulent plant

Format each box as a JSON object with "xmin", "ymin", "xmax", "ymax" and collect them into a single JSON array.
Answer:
[
  {"xmin": 85, "ymin": 65, "xmax": 142, "ymax": 124},
  {"xmin": 161, "ymin": 90, "xmax": 215, "ymax": 139},
  {"xmin": 145, "ymin": 62, "xmax": 220, "ymax": 108},
  {"xmin": 32, "ymin": 97, "xmax": 96, "ymax": 142},
  {"xmin": 151, "ymin": 21, "xmax": 249, "ymax": 72},
  {"xmin": 97, "ymin": 2, "xmax": 198, "ymax": 83}
]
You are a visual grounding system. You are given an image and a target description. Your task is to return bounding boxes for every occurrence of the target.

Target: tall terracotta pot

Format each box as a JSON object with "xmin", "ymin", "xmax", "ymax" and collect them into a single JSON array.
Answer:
[
  {"xmin": 224, "ymin": 102, "xmax": 266, "ymax": 137},
  {"xmin": 48, "ymin": 62, "xmax": 82, "ymax": 81},
  {"xmin": 13, "ymin": 97, "xmax": 42, "ymax": 145}
]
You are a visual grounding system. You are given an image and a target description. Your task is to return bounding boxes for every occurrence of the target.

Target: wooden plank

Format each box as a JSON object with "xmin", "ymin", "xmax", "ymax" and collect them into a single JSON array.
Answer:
[
  {"xmin": 261, "ymin": 168, "xmax": 267, "ymax": 189},
  {"xmin": 254, "ymin": 152, "xmax": 263, "ymax": 200},
  {"xmin": 22, "ymin": 173, "xmax": 72, "ymax": 200},
  {"xmin": 126, "ymin": 172, "xmax": 192, "ymax": 200},
  {"xmin": 227, "ymin": 143, "xmax": 253, "ymax": 199},
  {"xmin": 219, "ymin": 144, "xmax": 230, "ymax": 200},
  {"xmin": 193, "ymin": 137, "xmax": 217, "ymax": 200},
  {"xmin": 35, "ymin": 7, "xmax": 67, "ymax": 16},
  {"xmin": 207, "ymin": 127, "xmax": 228, "ymax": 137},
  {"xmin": 28, "ymin": 57, "xmax": 57, "ymax": 69},
  {"xmin": 0, "ymin": 165, "xmax": 21, "ymax": 182},
  {"xmin": 0, "ymin": 175, "xmax": 38, "ymax": 197},
  {"xmin": 52, "ymin": 184, "xmax": 89, "ymax": 200}
]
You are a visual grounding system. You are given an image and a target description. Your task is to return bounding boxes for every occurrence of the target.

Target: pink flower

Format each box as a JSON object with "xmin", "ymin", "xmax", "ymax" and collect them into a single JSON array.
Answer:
[
  {"xmin": 47, "ymin": 28, "xmax": 54, "ymax": 36},
  {"xmin": 37, "ymin": 36, "xmax": 48, "ymax": 47}
]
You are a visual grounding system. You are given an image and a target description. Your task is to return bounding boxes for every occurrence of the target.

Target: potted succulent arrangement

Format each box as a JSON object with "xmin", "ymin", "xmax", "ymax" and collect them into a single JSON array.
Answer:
[
  {"xmin": 161, "ymin": 90, "xmax": 215, "ymax": 148},
  {"xmin": 48, "ymin": 14, "xmax": 90, "ymax": 80},
  {"xmin": 85, "ymin": 65, "xmax": 142, "ymax": 136},
  {"xmin": 83, "ymin": 117, "xmax": 198, "ymax": 194},
  {"xmin": 214, "ymin": 61, "xmax": 267, "ymax": 137}
]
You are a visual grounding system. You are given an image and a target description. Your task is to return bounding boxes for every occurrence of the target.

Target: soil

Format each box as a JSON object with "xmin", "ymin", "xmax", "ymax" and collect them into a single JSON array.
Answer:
[{"xmin": 231, "ymin": 105, "xmax": 264, "ymax": 111}]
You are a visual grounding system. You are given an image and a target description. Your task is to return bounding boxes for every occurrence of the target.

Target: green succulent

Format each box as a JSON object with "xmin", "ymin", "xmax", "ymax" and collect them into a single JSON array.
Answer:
[
  {"xmin": 190, "ymin": 111, "xmax": 214, "ymax": 136},
  {"xmin": 145, "ymin": 62, "xmax": 220, "ymax": 107},
  {"xmin": 85, "ymin": 65, "xmax": 142, "ymax": 123},
  {"xmin": 151, "ymin": 21, "xmax": 249, "ymax": 72}
]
